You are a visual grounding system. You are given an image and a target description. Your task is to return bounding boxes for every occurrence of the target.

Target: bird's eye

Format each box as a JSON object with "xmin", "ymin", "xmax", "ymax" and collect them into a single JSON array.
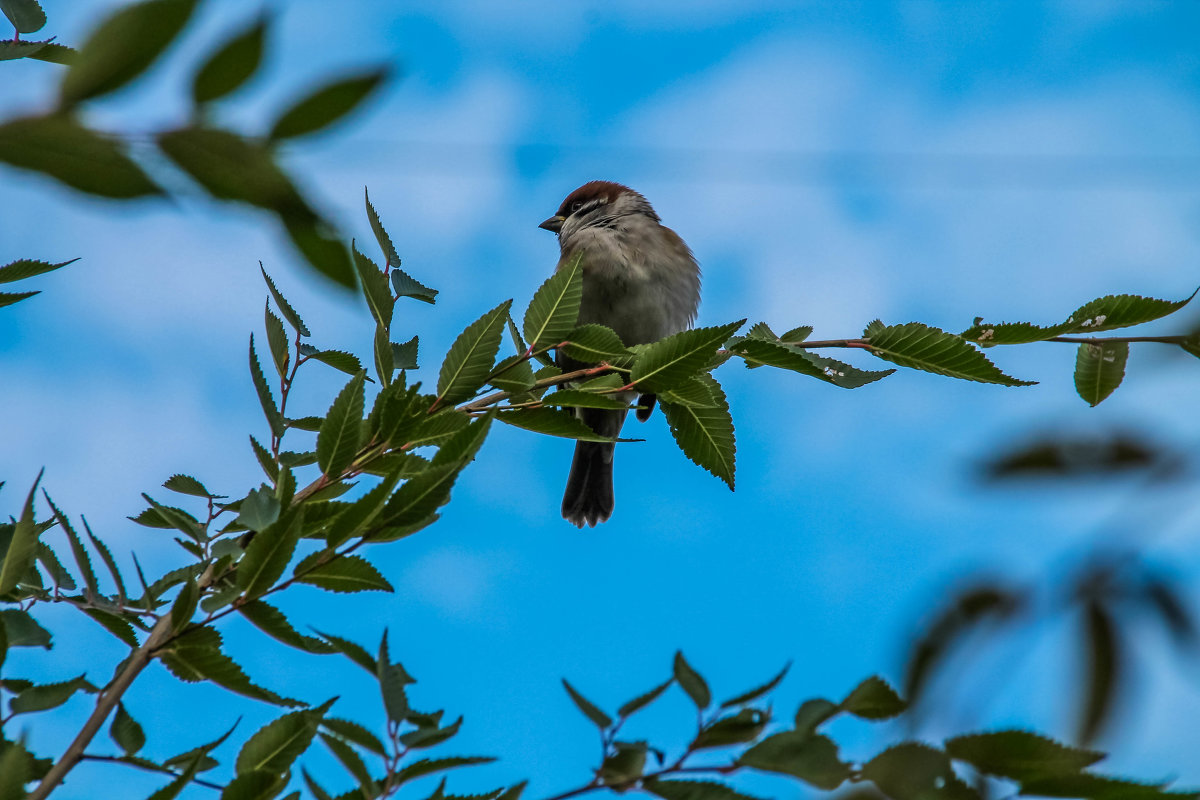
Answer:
[{"xmin": 570, "ymin": 201, "xmax": 584, "ymax": 213}]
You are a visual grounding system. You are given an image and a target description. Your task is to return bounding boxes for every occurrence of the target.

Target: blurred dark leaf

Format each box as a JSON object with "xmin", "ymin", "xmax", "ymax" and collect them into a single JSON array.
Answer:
[
  {"xmin": 1077, "ymin": 601, "xmax": 1120, "ymax": 745},
  {"xmin": 945, "ymin": 730, "xmax": 1103, "ymax": 782},
  {"xmin": 269, "ymin": 68, "xmax": 389, "ymax": 140},
  {"xmin": 905, "ymin": 584, "xmax": 1024, "ymax": 710},
  {"xmin": 192, "ymin": 15, "xmax": 266, "ymax": 104},
  {"xmin": 980, "ymin": 431, "xmax": 1179, "ymax": 481},
  {"xmin": 0, "ymin": 114, "xmax": 161, "ymax": 198},
  {"xmin": 60, "ymin": 0, "xmax": 197, "ymax": 105}
]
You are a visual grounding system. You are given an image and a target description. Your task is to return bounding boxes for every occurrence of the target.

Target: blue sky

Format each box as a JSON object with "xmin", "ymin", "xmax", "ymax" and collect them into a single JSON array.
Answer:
[{"xmin": 4, "ymin": 1, "xmax": 1200, "ymax": 797}]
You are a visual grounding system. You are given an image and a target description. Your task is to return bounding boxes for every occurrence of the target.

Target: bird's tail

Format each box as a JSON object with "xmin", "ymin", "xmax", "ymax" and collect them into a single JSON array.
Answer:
[{"xmin": 561, "ymin": 408, "xmax": 625, "ymax": 528}]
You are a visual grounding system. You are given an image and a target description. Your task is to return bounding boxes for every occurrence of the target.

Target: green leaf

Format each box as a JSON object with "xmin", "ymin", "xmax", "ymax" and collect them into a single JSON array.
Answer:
[
  {"xmin": 27, "ymin": 42, "xmax": 75, "ymax": 65},
  {"xmin": 321, "ymin": 717, "xmax": 385, "ymax": 756},
  {"xmin": 192, "ymin": 15, "xmax": 266, "ymax": 104},
  {"xmin": 1074, "ymin": 341, "xmax": 1128, "ymax": 407},
  {"xmin": 237, "ymin": 507, "xmax": 303, "ymax": 597},
  {"xmin": 524, "ymin": 252, "xmax": 583, "ymax": 350},
  {"xmin": 659, "ymin": 377, "xmax": 718, "ymax": 408},
  {"xmin": 265, "ymin": 303, "xmax": 289, "ymax": 377},
  {"xmin": 352, "ymin": 245, "xmax": 394, "ymax": 331},
  {"xmin": 220, "ymin": 769, "xmax": 284, "ymax": 800},
  {"xmin": 377, "ymin": 630, "xmax": 415, "ymax": 724},
  {"xmin": 840, "ymin": 675, "xmax": 906, "ymax": 720},
  {"xmin": 325, "ymin": 470, "xmax": 402, "ymax": 548},
  {"xmin": 736, "ymin": 731, "xmax": 848, "ymax": 790},
  {"xmin": 260, "ymin": 266, "xmax": 310, "ymax": 336},
  {"xmin": 9, "ymin": 674, "xmax": 89, "ymax": 714},
  {"xmin": 378, "ymin": 416, "xmax": 490, "ymax": 527},
  {"xmin": 395, "ymin": 757, "xmax": 497, "ymax": 786},
  {"xmin": 793, "ymin": 698, "xmax": 838, "ymax": 733},
  {"xmin": 498, "ymin": 408, "xmax": 615, "ymax": 442},
  {"xmin": 631, "ymin": 321, "xmax": 745, "ymax": 392},
  {"xmin": 0, "ymin": 290, "xmax": 37, "ymax": 308},
  {"xmin": 488, "ymin": 355, "xmax": 535, "ymax": 393},
  {"xmin": 0, "ymin": 257, "xmax": 77, "ymax": 284},
  {"xmin": 236, "ymin": 485, "xmax": 281, "ymax": 533},
  {"xmin": 600, "ymin": 741, "xmax": 647, "ymax": 786},
  {"xmin": 660, "ymin": 374, "xmax": 735, "ymax": 489},
  {"xmin": 1018, "ymin": 773, "xmax": 1196, "ymax": 800},
  {"xmin": 298, "ymin": 347, "xmax": 364, "ymax": 378},
  {"xmin": 617, "ymin": 678, "xmax": 673, "ymax": 718},
  {"xmin": 83, "ymin": 608, "xmax": 138, "ymax": 647},
  {"xmin": 110, "ymin": 702, "xmax": 147, "ymax": 755},
  {"xmin": 1079, "ymin": 601, "xmax": 1119, "ymax": 745},
  {"xmin": 312, "ymin": 630, "xmax": 376, "ymax": 674},
  {"xmin": 249, "ymin": 335, "xmax": 284, "ymax": 438},
  {"xmin": 729, "ymin": 338, "xmax": 893, "ymax": 388},
  {"xmin": 437, "ymin": 301, "xmax": 514, "ymax": 406},
  {"xmin": 161, "ymin": 627, "xmax": 299, "ymax": 706},
  {"xmin": 169, "ymin": 578, "xmax": 199, "ymax": 633},
  {"xmin": 544, "ymin": 389, "xmax": 628, "ymax": 411},
  {"xmin": 561, "ymin": 678, "xmax": 612, "ymax": 729},
  {"xmin": 673, "ymin": 651, "xmax": 711, "ymax": 710},
  {"xmin": 393, "ymin": 335, "xmax": 420, "ymax": 370},
  {"xmin": 374, "ymin": 321, "xmax": 394, "ymax": 387},
  {"xmin": 319, "ymin": 733, "xmax": 377, "ymax": 797},
  {"xmin": 692, "ymin": 708, "xmax": 768, "ymax": 749},
  {"xmin": 644, "ymin": 779, "xmax": 767, "ymax": 800},
  {"xmin": 400, "ymin": 716, "xmax": 462, "ymax": 749},
  {"xmin": 720, "ymin": 662, "xmax": 791, "ymax": 708},
  {"xmin": 269, "ymin": 68, "xmax": 389, "ymax": 140},
  {"xmin": 238, "ymin": 600, "xmax": 334, "ymax": 654},
  {"xmin": 945, "ymin": 730, "xmax": 1103, "ymax": 782},
  {"xmin": 35, "ymin": 541, "xmax": 75, "ymax": 591},
  {"xmin": 0, "ymin": 470, "xmax": 41, "ymax": 595},
  {"xmin": 365, "ymin": 193, "xmax": 439, "ymax": 302},
  {"xmin": 963, "ymin": 290, "xmax": 1197, "ymax": 344},
  {"xmin": 236, "ymin": 701, "xmax": 332, "ymax": 776},
  {"xmin": 0, "ymin": 609, "xmax": 50, "ymax": 648},
  {"xmin": 0, "ymin": 114, "xmax": 161, "ymax": 198},
  {"xmin": 0, "ymin": 38, "xmax": 49, "ymax": 60},
  {"xmin": 294, "ymin": 553, "xmax": 392, "ymax": 593},
  {"xmin": 0, "ymin": 0, "xmax": 46, "ymax": 33},
  {"xmin": 163, "ymin": 474, "xmax": 212, "ymax": 498},
  {"xmin": 862, "ymin": 743, "xmax": 975, "ymax": 800},
  {"xmin": 864, "ymin": 321, "xmax": 1035, "ymax": 386},
  {"xmin": 249, "ymin": 436, "xmax": 278, "ymax": 481},
  {"xmin": 317, "ymin": 371, "xmax": 366, "ymax": 477},
  {"xmin": 60, "ymin": 0, "xmax": 198, "ymax": 105}
]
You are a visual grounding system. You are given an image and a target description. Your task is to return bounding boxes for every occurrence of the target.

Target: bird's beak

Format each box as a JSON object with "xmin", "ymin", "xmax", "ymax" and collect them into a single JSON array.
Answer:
[{"xmin": 539, "ymin": 215, "xmax": 565, "ymax": 233}]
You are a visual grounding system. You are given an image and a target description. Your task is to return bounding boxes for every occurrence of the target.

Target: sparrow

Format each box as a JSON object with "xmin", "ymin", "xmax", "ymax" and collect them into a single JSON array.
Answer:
[{"xmin": 539, "ymin": 181, "xmax": 701, "ymax": 527}]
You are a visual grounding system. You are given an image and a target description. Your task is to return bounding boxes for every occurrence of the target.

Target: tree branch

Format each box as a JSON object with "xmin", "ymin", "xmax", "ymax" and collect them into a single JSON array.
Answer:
[{"xmin": 28, "ymin": 614, "xmax": 175, "ymax": 800}]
